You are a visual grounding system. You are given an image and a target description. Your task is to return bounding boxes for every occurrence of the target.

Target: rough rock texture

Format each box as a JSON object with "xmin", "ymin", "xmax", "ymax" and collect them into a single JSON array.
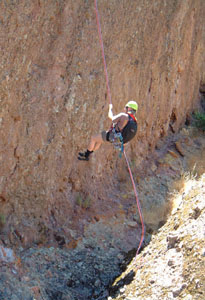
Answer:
[
  {"xmin": 0, "ymin": 0, "xmax": 205, "ymax": 250},
  {"xmin": 0, "ymin": 126, "xmax": 204, "ymax": 300},
  {"xmin": 1, "ymin": 1, "xmax": 205, "ymax": 298},
  {"xmin": 110, "ymin": 175, "xmax": 205, "ymax": 300}
]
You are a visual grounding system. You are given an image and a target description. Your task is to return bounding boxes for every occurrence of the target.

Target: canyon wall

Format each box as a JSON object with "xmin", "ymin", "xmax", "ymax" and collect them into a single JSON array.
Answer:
[{"xmin": 0, "ymin": 0, "xmax": 204, "ymax": 246}]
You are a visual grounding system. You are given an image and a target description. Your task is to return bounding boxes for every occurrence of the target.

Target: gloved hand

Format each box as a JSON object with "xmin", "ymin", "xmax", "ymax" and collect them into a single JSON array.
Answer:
[
  {"xmin": 109, "ymin": 104, "xmax": 113, "ymax": 110},
  {"xmin": 108, "ymin": 104, "xmax": 113, "ymax": 120}
]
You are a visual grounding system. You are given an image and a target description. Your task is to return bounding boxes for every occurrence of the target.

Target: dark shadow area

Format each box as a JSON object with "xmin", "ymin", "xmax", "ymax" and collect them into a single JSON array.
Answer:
[
  {"xmin": 120, "ymin": 246, "xmax": 145, "ymax": 272},
  {"xmin": 108, "ymin": 270, "xmax": 136, "ymax": 298},
  {"xmin": 199, "ymin": 81, "xmax": 205, "ymax": 111},
  {"xmin": 106, "ymin": 244, "xmax": 147, "ymax": 299}
]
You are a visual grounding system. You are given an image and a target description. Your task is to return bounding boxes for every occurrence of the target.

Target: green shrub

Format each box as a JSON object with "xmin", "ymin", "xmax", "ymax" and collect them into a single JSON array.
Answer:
[
  {"xmin": 75, "ymin": 193, "xmax": 91, "ymax": 209},
  {"xmin": 83, "ymin": 196, "xmax": 91, "ymax": 209},
  {"xmin": 0, "ymin": 214, "xmax": 6, "ymax": 230},
  {"xmin": 193, "ymin": 112, "xmax": 205, "ymax": 131},
  {"xmin": 75, "ymin": 193, "xmax": 83, "ymax": 207}
]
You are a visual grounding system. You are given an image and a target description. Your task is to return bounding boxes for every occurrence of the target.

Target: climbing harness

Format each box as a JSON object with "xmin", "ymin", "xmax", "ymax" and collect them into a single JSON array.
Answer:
[
  {"xmin": 94, "ymin": 0, "xmax": 145, "ymax": 257},
  {"xmin": 109, "ymin": 112, "xmax": 137, "ymax": 156},
  {"xmin": 109, "ymin": 129, "xmax": 124, "ymax": 157}
]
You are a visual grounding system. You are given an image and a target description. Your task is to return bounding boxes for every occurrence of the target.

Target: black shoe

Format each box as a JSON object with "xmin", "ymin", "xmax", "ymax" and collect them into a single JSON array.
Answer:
[
  {"xmin": 78, "ymin": 155, "xmax": 89, "ymax": 161},
  {"xmin": 78, "ymin": 152, "xmax": 86, "ymax": 157}
]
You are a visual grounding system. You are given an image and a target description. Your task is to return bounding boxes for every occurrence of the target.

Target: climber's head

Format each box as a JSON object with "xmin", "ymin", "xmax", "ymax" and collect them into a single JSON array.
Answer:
[{"xmin": 125, "ymin": 100, "xmax": 138, "ymax": 114}]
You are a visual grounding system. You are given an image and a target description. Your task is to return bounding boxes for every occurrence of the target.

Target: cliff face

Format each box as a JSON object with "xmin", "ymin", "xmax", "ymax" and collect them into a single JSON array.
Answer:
[
  {"xmin": 110, "ymin": 173, "xmax": 205, "ymax": 300},
  {"xmin": 0, "ymin": 122, "xmax": 204, "ymax": 300},
  {"xmin": 0, "ymin": 0, "xmax": 205, "ymax": 246}
]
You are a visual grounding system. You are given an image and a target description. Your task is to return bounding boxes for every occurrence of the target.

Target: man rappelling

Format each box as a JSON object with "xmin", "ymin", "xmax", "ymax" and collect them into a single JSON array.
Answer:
[{"xmin": 78, "ymin": 100, "xmax": 138, "ymax": 161}]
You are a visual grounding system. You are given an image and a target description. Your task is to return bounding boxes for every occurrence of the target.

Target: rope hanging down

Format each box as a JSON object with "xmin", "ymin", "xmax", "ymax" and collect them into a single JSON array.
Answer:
[
  {"xmin": 94, "ymin": 0, "xmax": 145, "ymax": 256},
  {"xmin": 123, "ymin": 150, "xmax": 145, "ymax": 255},
  {"xmin": 94, "ymin": 0, "xmax": 112, "ymax": 104}
]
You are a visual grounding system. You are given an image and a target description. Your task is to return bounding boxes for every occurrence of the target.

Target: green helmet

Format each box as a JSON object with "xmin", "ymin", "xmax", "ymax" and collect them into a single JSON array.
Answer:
[{"xmin": 125, "ymin": 100, "xmax": 138, "ymax": 111}]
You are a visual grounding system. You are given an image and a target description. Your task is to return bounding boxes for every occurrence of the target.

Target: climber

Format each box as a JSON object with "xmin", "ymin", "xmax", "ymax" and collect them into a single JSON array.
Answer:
[{"xmin": 78, "ymin": 100, "xmax": 138, "ymax": 161}]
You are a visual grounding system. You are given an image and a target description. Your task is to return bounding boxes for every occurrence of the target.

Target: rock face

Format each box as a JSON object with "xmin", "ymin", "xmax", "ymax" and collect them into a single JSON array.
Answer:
[
  {"xmin": 0, "ymin": 127, "xmax": 204, "ymax": 300},
  {"xmin": 110, "ymin": 174, "xmax": 205, "ymax": 300},
  {"xmin": 0, "ymin": 0, "xmax": 205, "ymax": 246}
]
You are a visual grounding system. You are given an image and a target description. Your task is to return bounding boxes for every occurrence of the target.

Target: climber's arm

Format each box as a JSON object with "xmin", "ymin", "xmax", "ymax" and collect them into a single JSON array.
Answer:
[{"xmin": 108, "ymin": 104, "xmax": 114, "ymax": 120}]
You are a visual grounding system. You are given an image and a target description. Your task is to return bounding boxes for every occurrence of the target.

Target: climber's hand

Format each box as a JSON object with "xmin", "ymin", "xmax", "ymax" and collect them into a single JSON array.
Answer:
[
  {"xmin": 109, "ymin": 104, "xmax": 113, "ymax": 110},
  {"xmin": 108, "ymin": 104, "xmax": 113, "ymax": 120}
]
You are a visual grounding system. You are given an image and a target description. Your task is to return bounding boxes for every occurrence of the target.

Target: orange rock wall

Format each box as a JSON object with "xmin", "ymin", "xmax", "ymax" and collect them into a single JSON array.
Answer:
[{"xmin": 0, "ymin": 0, "xmax": 204, "ymax": 245}]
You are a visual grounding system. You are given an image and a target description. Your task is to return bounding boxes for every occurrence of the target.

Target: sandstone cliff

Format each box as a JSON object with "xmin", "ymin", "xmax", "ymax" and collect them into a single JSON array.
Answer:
[{"xmin": 0, "ymin": 0, "xmax": 205, "ymax": 251}]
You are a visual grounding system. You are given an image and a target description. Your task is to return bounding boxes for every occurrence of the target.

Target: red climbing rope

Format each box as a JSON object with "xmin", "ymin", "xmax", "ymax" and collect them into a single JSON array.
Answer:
[
  {"xmin": 94, "ymin": 0, "xmax": 112, "ymax": 104},
  {"xmin": 123, "ymin": 150, "xmax": 145, "ymax": 255},
  {"xmin": 94, "ymin": 0, "xmax": 145, "ymax": 256}
]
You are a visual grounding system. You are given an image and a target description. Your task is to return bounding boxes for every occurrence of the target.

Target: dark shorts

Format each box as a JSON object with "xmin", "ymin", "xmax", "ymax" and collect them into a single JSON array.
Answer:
[{"xmin": 101, "ymin": 130, "xmax": 114, "ymax": 142}]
